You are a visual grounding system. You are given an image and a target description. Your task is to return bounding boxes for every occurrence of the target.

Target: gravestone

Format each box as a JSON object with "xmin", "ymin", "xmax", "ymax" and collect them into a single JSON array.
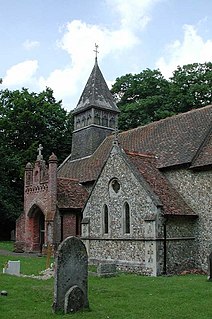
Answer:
[
  {"xmin": 97, "ymin": 263, "xmax": 117, "ymax": 277},
  {"xmin": 3, "ymin": 261, "xmax": 20, "ymax": 276},
  {"xmin": 52, "ymin": 236, "xmax": 89, "ymax": 314},
  {"xmin": 208, "ymin": 252, "xmax": 212, "ymax": 281}
]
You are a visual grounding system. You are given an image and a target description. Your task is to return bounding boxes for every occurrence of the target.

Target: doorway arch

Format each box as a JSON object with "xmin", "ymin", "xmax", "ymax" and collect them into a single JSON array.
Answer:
[{"xmin": 28, "ymin": 205, "xmax": 45, "ymax": 252}]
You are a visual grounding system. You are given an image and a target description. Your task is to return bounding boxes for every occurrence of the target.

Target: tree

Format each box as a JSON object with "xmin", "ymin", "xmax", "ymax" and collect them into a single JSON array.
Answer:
[
  {"xmin": 0, "ymin": 87, "xmax": 73, "ymax": 238},
  {"xmin": 111, "ymin": 69, "xmax": 172, "ymax": 130},
  {"xmin": 0, "ymin": 87, "xmax": 73, "ymax": 164},
  {"xmin": 111, "ymin": 62, "xmax": 212, "ymax": 131},
  {"xmin": 168, "ymin": 62, "xmax": 212, "ymax": 113}
]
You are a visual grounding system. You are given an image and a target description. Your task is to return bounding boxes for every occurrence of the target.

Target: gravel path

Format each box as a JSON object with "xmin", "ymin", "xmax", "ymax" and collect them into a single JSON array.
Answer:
[{"xmin": 0, "ymin": 249, "xmax": 41, "ymax": 257}]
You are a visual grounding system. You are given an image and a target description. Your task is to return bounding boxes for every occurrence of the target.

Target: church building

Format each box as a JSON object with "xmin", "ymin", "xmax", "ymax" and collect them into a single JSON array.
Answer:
[{"xmin": 16, "ymin": 57, "xmax": 212, "ymax": 276}]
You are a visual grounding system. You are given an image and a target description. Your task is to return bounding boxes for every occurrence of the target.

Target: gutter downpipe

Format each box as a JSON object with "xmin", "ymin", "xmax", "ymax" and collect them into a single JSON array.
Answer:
[{"xmin": 163, "ymin": 216, "xmax": 167, "ymax": 275}]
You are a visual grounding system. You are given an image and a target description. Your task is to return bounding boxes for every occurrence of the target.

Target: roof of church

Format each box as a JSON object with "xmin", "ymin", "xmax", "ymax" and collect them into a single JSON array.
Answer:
[
  {"xmin": 58, "ymin": 105, "xmax": 212, "ymax": 181},
  {"xmin": 190, "ymin": 125, "xmax": 212, "ymax": 169},
  {"xmin": 120, "ymin": 104, "xmax": 212, "ymax": 169},
  {"xmin": 57, "ymin": 178, "xmax": 89, "ymax": 209},
  {"xmin": 126, "ymin": 151, "xmax": 196, "ymax": 216},
  {"xmin": 72, "ymin": 58, "xmax": 120, "ymax": 114}
]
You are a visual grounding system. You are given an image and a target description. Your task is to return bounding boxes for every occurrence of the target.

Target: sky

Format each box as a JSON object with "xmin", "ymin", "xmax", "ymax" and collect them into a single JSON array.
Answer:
[{"xmin": 1, "ymin": 0, "xmax": 212, "ymax": 111}]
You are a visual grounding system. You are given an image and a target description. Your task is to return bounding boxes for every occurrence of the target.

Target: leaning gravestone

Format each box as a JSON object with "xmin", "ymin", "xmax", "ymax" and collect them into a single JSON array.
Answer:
[
  {"xmin": 208, "ymin": 252, "xmax": 212, "ymax": 281},
  {"xmin": 52, "ymin": 236, "xmax": 89, "ymax": 314}
]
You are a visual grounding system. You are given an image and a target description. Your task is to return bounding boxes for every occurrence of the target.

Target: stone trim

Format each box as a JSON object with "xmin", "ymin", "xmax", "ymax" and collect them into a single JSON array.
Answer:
[
  {"xmin": 81, "ymin": 236, "xmax": 195, "ymax": 241},
  {"xmin": 73, "ymin": 124, "xmax": 115, "ymax": 133}
]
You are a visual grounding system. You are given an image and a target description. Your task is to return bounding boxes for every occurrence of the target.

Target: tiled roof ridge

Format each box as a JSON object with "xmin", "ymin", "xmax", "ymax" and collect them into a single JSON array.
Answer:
[
  {"xmin": 120, "ymin": 104, "xmax": 212, "ymax": 135},
  {"xmin": 57, "ymin": 177, "xmax": 79, "ymax": 182},
  {"xmin": 125, "ymin": 150, "xmax": 156, "ymax": 158}
]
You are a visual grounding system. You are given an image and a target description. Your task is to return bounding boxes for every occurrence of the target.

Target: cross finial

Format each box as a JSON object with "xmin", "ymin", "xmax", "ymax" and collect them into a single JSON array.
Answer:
[
  {"xmin": 93, "ymin": 43, "xmax": 99, "ymax": 61},
  {"xmin": 37, "ymin": 144, "xmax": 43, "ymax": 160}
]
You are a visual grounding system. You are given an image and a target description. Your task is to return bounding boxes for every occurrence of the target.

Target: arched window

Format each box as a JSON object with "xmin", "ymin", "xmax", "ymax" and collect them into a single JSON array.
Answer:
[
  {"xmin": 124, "ymin": 202, "xmax": 130, "ymax": 234},
  {"xmin": 103, "ymin": 204, "xmax": 109, "ymax": 234}
]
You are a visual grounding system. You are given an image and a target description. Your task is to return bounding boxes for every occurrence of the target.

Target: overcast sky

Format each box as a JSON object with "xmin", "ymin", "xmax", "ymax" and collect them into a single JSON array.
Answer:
[{"xmin": 1, "ymin": 0, "xmax": 212, "ymax": 111}]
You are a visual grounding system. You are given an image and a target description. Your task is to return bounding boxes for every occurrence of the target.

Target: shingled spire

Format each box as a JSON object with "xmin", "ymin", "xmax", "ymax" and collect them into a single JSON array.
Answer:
[
  {"xmin": 71, "ymin": 50, "xmax": 120, "ymax": 160},
  {"xmin": 73, "ymin": 58, "xmax": 119, "ymax": 115}
]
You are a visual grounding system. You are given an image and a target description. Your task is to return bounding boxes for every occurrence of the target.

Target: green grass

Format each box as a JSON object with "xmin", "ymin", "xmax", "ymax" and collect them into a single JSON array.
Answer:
[
  {"xmin": 0, "ymin": 241, "xmax": 53, "ymax": 275},
  {"xmin": 0, "ymin": 244, "xmax": 212, "ymax": 318},
  {"xmin": 1, "ymin": 273, "xmax": 212, "ymax": 319},
  {"xmin": 0, "ymin": 254, "xmax": 49, "ymax": 276},
  {"xmin": 0, "ymin": 241, "xmax": 15, "ymax": 252}
]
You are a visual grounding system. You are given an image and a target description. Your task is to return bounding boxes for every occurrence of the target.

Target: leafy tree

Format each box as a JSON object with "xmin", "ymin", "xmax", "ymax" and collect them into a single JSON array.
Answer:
[
  {"xmin": 111, "ymin": 69, "xmax": 172, "ymax": 130},
  {"xmin": 0, "ymin": 87, "xmax": 73, "ymax": 165},
  {"xmin": 168, "ymin": 62, "xmax": 212, "ymax": 113},
  {"xmin": 0, "ymin": 87, "xmax": 73, "ymax": 238},
  {"xmin": 111, "ymin": 62, "xmax": 212, "ymax": 131}
]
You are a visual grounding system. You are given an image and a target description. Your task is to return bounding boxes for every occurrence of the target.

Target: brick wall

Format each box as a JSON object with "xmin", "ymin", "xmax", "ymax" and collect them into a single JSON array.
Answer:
[{"xmin": 63, "ymin": 214, "xmax": 77, "ymax": 239}]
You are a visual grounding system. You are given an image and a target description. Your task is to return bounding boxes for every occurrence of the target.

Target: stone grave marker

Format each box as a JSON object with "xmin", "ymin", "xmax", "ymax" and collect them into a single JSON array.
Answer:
[
  {"xmin": 3, "ymin": 260, "xmax": 20, "ymax": 276},
  {"xmin": 52, "ymin": 236, "xmax": 89, "ymax": 314},
  {"xmin": 208, "ymin": 252, "xmax": 212, "ymax": 281},
  {"xmin": 97, "ymin": 263, "xmax": 117, "ymax": 277}
]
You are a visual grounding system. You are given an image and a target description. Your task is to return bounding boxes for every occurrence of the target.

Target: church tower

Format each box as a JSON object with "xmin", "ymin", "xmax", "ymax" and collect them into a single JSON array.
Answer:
[{"xmin": 71, "ymin": 53, "xmax": 120, "ymax": 160}]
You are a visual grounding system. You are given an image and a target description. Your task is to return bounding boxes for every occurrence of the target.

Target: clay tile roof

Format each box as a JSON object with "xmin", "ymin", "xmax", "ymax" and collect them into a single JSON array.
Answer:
[
  {"xmin": 119, "ymin": 105, "xmax": 212, "ymax": 168},
  {"xmin": 73, "ymin": 59, "xmax": 120, "ymax": 114},
  {"xmin": 126, "ymin": 151, "xmax": 196, "ymax": 216},
  {"xmin": 58, "ymin": 137, "xmax": 113, "ymax": 182},
  {"xmin": 190, "ymin": 126, "xmax": 212, "ymax": 169},
  {"xmin": 58, "ymin": 105, "xmax": 212, "ymax": 181},
  {"xmin": 57, "ymin": 178, "xmax": 89, "ymax": 209}
]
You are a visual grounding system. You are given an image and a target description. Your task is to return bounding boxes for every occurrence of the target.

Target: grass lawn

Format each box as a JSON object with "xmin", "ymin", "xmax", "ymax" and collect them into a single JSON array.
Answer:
[
  {"xmin": 0, "ymin": 241, "xmax": 15, "ymax": 252},
  {"xmin": 0, "ymin": 243, "xmax": 212, "ymax": 319}
]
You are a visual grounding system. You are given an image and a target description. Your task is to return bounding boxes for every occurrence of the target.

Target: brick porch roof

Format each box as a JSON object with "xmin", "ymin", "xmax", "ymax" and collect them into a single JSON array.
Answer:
[
  {"xmin": 57, "ymin": 178, "xmax": 89, "ymax": 209},
  {"xmin": 58, "ymin": 105, "xmax": 212, "ymax": 181}
]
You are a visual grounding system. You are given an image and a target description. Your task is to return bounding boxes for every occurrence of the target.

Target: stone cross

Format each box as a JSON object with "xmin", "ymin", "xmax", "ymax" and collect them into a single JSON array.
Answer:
[
  {"xmin": 52, "ymin": 236, "xmax": 89, "ymax": 314},
  {"xmin": 37, "ymin": 144, "xmax": 43, "ymax": 160}
]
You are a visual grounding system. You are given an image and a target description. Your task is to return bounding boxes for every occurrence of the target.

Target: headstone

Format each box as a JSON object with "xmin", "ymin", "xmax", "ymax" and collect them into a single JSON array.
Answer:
[
  {"xmin": 52, "ymin": 236, "xmax": 89, "ymax": 314},
  {"xmin": 97, "ymin": 263, "xmax": 116, "ymax": 277},
  {"xmin": 3, "ymin": 261, "xmax": 20, "ymax": 276},
  {"xmin": 10, "ymin": 230, "xmax": 15, "ymax": 241},
  {"xmin": 208, "ymin": 252, "xmax": 212, "ymax": 281}
]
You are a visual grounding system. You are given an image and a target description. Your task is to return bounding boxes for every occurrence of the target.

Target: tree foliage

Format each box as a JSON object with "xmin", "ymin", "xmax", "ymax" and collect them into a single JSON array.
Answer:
[
  {"xmin": 169, "ymin": 62, "xmax": 212, "ymax": 113},
  {"xmin": 111, "ymin": 62, "xmax": 212, "ymax": 130},
  {"xmin": 0, "ymin": 87, "xmax": 73, "ymax": 238}
]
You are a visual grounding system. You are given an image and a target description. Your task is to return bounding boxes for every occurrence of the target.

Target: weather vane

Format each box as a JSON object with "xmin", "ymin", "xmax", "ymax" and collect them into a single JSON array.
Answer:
[{"xmin": 93, "ymin": 43, "xmax": 99, "ymax": 60}]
